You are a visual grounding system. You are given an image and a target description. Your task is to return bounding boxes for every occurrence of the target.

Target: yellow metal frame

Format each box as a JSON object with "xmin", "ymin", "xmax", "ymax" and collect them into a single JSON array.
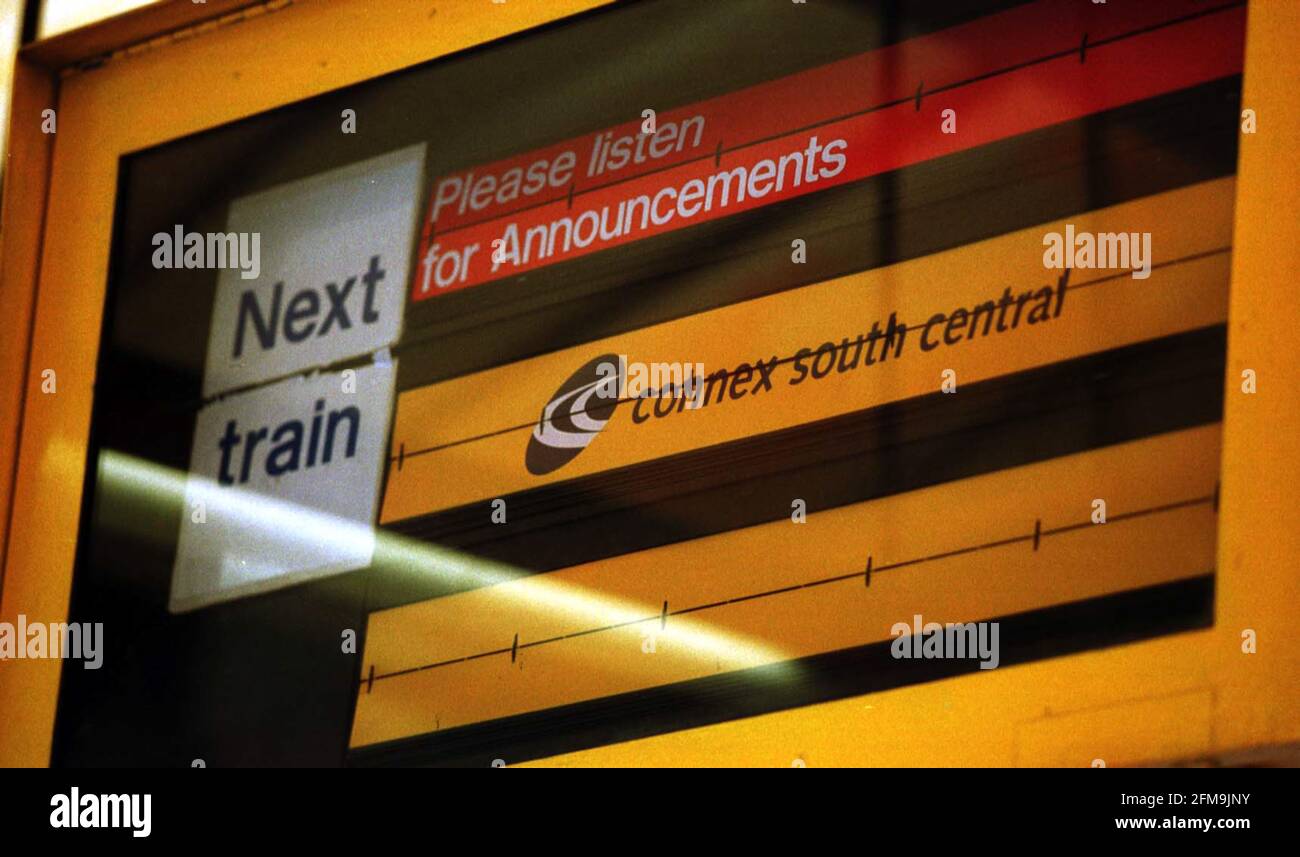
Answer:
[{"xmin": 1, "ymin": 0, "xmax": 1296, "ymax": 767}]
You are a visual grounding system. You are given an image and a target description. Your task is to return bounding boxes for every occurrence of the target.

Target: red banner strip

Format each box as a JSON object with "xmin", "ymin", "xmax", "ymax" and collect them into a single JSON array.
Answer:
[{"xmin": 412, "ymin": 0, "xmax": 1243, "ymax": 299}]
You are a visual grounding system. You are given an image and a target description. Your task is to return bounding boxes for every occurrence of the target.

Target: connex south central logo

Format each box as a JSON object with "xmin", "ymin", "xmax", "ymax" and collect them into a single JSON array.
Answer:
[{"xmin": 526, "ymin": 354, "xmax": 624, "ymax": 475}]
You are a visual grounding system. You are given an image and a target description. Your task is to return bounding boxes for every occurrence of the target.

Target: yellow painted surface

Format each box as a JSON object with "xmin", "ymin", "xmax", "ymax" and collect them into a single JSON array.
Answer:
[
  {"xmin": 1210, "ymin": 0, "xmax": 1300, "ymax": 757},
  {"xmin": 1016, "ymin": 689, "xmax": 1214, "ymax": 768},
  {"xmin": 0, "ymin": 57, "xmax": 56, "ymax": 589}
]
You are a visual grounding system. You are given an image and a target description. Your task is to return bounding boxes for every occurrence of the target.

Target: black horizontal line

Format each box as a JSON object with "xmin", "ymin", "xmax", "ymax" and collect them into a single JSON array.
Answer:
[
  {"xmin": 366, "ymin": 492, "xmax": 1215, "ymax": 683},
  {"xmin": 391, "ymin": 246, "xmax": 1231, "ymax": 463},
  {"xmin": 349, "ymin": 576, "xmax": 1214, "ymax": 766},
  {"xmin": 422, "ymin": 2, "xmax": 1243, "ymax": 240}
]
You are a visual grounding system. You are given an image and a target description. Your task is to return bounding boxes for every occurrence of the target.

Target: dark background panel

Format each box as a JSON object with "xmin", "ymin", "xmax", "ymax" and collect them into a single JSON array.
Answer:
[{"xmin": 56, "ymin": 0, "xmax": 1041, "ymax": 767}]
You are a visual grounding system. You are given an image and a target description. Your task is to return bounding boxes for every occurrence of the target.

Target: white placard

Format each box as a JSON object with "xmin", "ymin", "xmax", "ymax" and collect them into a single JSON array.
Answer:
[
  {"xmin": 202, "ymin": 145, "xmax": 425, "ymax": 398},
  {"xmin": 171, "ymin": 361, "xmax": 396, "ymax": 613}
]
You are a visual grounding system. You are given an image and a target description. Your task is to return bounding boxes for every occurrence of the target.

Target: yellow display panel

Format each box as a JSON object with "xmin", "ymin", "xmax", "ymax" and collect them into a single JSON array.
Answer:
[
  {"xmin": 382, "ymin": 178, "xmax": 1233, "ymax": 522},
  {"xmin": 523, "ymin": 0, "xmax": 1300, "ymax": 767},
  {"xmin": 0, "ymin": 0, "xmax": 1294, "ymax": 769},
  {"xmin": 355, "ymin": 425, "xmax": 1219, "ymax": 748}
]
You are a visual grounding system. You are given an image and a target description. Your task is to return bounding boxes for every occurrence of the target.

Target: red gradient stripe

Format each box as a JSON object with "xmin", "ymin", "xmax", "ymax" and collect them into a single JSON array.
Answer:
[{"xmin": 413, "ymin": 1, "xmax": 1244, "ymax": 299}]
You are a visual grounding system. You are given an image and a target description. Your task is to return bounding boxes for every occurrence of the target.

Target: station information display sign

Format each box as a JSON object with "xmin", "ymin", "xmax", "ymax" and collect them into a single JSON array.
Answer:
[
  {"xmin": 352, "ymin": 0, "xmax": 1243, "ymax": 758},
  {"xmin": 50, "ymin": 0, "xmax": 1249, "ymax": 768}
]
